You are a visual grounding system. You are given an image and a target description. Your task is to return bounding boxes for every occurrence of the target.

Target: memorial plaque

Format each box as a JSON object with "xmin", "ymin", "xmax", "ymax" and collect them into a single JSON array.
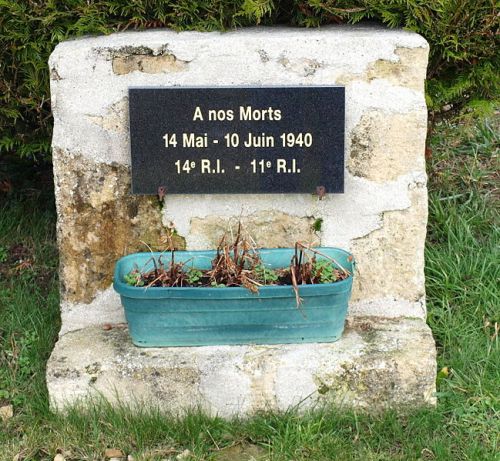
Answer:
[{"xmin": 129, "ymin": 87, "xmax": 344, "ymax": 194}]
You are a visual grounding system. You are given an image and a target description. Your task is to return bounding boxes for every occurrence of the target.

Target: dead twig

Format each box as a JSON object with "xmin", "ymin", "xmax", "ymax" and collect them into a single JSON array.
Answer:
[
  {"xmin": 295, "ymin": 241, "xmax": 351, "ymax": 276},
  {"xmin": 290, "ymin": 256, "xmax": 303, "ymax": 307}
]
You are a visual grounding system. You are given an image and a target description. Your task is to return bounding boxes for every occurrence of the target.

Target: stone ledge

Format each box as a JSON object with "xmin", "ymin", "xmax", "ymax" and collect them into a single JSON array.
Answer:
[{"xmin": 47, "ymin": 317, "xmax": 436, "ymax": 417}]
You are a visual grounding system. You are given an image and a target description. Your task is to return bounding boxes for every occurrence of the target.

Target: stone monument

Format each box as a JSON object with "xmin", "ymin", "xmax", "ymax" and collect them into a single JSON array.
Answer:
[{"xmin": 47, "ymin": 25, "xmax": 436, "ymax": 416}]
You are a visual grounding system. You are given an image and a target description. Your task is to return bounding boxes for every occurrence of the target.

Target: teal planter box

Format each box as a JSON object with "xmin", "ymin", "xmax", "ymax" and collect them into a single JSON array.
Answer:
[{"xmin": 113, "ymin": 248, "xmax": 354, "ymax": 347}]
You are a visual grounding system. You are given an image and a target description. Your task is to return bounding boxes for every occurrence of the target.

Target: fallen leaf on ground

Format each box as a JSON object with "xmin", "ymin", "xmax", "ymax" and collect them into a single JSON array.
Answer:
[
  {"xmin": 176, "ymin": 449, "xmax": 193, "ymax": 460},
  {"xmin": 104, "ymin": 448, "xmax": 125, "ymax": 459},
  {"xmin": 0, "ymin": 405, "xmax": 13, "ymax": 421}
]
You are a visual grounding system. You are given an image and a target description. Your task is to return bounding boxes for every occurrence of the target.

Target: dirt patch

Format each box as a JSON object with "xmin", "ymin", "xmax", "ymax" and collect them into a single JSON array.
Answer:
[{"xmin": 214, "ymin": 442, "xmax": 268, "ymax": 461}]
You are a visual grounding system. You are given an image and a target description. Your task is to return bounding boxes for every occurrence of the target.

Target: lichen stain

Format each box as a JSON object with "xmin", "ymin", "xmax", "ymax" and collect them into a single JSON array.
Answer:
[
  {"xmin": 278, "ymin": 56, "xmax": 323, "ymax": 77},
  {"xmin": 350, "ymin": 188, "xmax": 427, "ymax": 303},
  {"xmin": 315, "ymin": 318, "xmax": 437, "ymax": 408},
  {"xmin": 336, "ymin": 46, "xmax": 428, "ymax": 92},
  {"xmin": 333, "ymin": 359, "xmax": 399, "ymax": 405},
  {"xmin": 112, "ymin": 53, "xmax": 188, "ymax": 74},
  {"xmin": 131, "ymin": 366, "xmax": 199, "ymax": 386},
  {"xmin": 148, "ymin": 366, "xmax": 201, "ymax": 404},
  {"xmin": 348, "ymin": 111, "xmax": 427, "ymax": 182},
  {"xmin": 348, "ymin": 115, "xmax": 374, "ymax": 175},
  {"xmin": 242, "ymin": 348, "xmax": 279, "ymax": 412},
  {"xmin": 54, "ymin": 149, "xmax": 185, "ymax": 304},
  {"xmin": 257, "ymin": 49, "xmax": 270, "ymax": 63},
  {"xmin": 366, "ymin": 47, "xmax": 428, "ymax": 91},
  {"xmin": 190, "ymin": 211, "xmax": 318, "ymax": 249},
  {"xmin": 50, "ymin": 67, "xmax": 62, "ymax": 81},
  {"xmin": 86, "ymin": 98, "xmax": 128, "ymax": 134}
]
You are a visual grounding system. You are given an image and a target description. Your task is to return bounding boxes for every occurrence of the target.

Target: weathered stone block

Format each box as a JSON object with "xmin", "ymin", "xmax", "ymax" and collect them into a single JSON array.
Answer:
[
  {"xmin": 48, "ymin": 25, "xmax": 435, "ymax": 413},
  {"xmin": 47, "ymin": 318, "xmax": 436, "ymax": 416}
]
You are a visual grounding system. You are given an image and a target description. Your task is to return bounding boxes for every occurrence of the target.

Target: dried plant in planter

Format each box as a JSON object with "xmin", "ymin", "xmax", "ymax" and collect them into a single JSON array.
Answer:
[{"xmin": 125, "ymin": 224, "xmax": 351, "ymax": 306}]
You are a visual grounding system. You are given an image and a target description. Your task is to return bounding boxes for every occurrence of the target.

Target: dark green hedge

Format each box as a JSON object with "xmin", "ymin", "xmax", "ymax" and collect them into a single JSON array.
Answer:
[{"xmin": 1, "ymin": 0, "xmax": 498, "ymax": 162}]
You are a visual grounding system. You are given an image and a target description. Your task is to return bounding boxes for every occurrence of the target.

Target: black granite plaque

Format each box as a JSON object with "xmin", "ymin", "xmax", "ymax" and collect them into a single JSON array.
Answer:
[{"xmin": 129, "ymin": 87, "xmax": 344, "ymax": 194}]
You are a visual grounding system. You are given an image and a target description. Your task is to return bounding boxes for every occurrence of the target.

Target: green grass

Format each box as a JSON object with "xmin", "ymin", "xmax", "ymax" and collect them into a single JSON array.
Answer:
[{"xmin": 0, "ymin": 118, "xmax": 498, "ymax": 460}]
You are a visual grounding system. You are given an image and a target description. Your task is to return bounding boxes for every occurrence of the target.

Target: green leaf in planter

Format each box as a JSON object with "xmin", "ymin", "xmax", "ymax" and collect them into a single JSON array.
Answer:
[
  {"xmin": 313, "ymin": 259, "xmax": 338, "ymax": 284},
  {"xmin": 254, "ymin": 264, "xmax": 278, "ymax": 285},
  {"xmin": 210, "ymin": 281, "xmax": 226, "ymax": 288},
  {"xmin": 124, "ymin": 270, "xmax": 144, "ymax": 287},
  {"xmin": 186, "ymin": 268, "xmax": 203, "ymax": 285}
]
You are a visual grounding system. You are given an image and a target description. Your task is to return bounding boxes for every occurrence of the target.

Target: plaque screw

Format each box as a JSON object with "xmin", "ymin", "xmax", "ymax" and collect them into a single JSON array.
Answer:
[
  {"xmin": 158, "ymin": 186, "xmax": 167, "ymax": 202},
  {"xmin": 316, "ymin": 186, "xmax": 327, "ymax": 200}
]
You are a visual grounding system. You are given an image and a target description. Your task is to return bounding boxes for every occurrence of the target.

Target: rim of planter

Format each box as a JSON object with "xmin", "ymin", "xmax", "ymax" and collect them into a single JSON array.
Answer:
[{"xmin": 113, "ymin": 247, "xmax": 355, "ymax": 300}]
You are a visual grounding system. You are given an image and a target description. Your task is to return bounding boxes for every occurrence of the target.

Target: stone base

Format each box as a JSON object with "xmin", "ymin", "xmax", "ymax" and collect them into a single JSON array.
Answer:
[{"xmin": 47, "ymin": 317, "xmax": 436, "ymax": 417}]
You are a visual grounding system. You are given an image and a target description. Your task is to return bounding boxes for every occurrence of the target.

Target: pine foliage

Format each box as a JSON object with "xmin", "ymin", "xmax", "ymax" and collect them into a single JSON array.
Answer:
[{"xmin": 0, "ymin": 0, "xmax": 497, "ymax": 162}]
